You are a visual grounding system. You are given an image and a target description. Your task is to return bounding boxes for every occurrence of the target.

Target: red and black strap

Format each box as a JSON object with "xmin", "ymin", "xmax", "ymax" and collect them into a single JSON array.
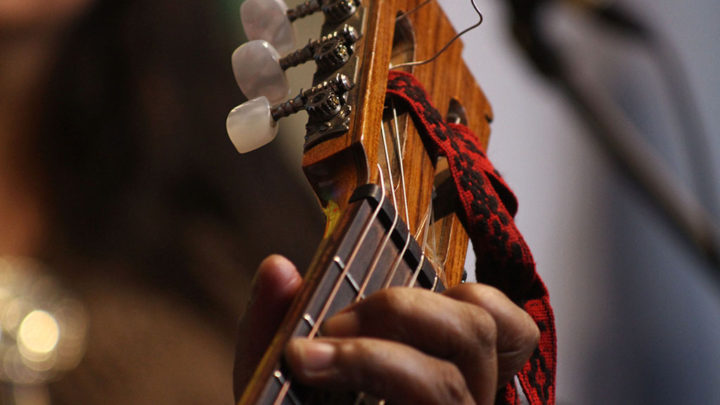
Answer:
[{"xmin": 386, "ymin": 71, "xmax": 556, "ymax": 405}]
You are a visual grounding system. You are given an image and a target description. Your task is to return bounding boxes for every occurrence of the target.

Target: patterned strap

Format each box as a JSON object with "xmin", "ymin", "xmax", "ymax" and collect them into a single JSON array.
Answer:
[{"xmin": 386, "ymin": 71, "xmax": 556, "ymax": 405}]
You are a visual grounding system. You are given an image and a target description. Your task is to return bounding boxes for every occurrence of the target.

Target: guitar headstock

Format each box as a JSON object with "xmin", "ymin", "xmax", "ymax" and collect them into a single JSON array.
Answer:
[{"xmin": 302, "ymin": 0, "xmax": 492, "ymax": 287}]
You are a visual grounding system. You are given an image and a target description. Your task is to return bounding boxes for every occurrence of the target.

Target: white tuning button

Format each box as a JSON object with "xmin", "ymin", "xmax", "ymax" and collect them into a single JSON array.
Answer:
[
  {"xmin": 226, "ymin": 96, "xmax": 279, "ymax": 154},
  {"xmin": 233, "ymin": 26, "xmax": 359, "ymax": 105},
  {"xmin": 226, "ymin": 73, "xmax": 353, "ymax": 154},
  {"xmin": 232, "ymin": 40, "xmax": 290, "ymax": 105},
  {"xmin": 241, "ymin": 0, "xmax": 296, "ymax": 55}
]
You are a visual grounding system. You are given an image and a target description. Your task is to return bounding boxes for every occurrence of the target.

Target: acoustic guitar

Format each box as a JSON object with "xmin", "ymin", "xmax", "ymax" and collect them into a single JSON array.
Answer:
[{"xmin": 229, "ymin": 0, "xmax": 494, "ymax": 403}]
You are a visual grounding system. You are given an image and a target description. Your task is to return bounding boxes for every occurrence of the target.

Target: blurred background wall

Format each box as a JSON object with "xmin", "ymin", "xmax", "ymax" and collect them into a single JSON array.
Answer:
[{"xmin": 437, "ymin": 0, "xmax": 720, "ymax": 403}]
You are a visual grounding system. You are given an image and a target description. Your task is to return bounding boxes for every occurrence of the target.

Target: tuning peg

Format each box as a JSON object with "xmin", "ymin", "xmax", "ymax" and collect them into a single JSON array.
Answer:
[
  {"xmin": 241, "ymin": 0, "xmax": 361, "ymax": 55},
  {"xmin": 241, "ymin": 0, "xmax": 296, "ymax": 55},
  {"xmin": 232, "ymin": 40, "xmax": 289, "ymax": 105},
  {"xmin": 227, "ymin": 74, "xmax": 353, "ymax": 154},
  {"xmin": 232, "ymin": 25, "xmax": 359, "ymax": 105},
  {"xmin": 226, "ymin": 96, "xmax": 279, "ymax": 154}
]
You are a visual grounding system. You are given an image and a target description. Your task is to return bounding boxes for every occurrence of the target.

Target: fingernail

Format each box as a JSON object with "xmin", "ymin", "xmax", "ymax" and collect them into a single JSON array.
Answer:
[
  {"xmin": 293, "ymin": 339, "xmax": 336, "ymax": 372},
  {"xmin": 322, "ymin": 311, "xmax": 360, "ymax": 336}
]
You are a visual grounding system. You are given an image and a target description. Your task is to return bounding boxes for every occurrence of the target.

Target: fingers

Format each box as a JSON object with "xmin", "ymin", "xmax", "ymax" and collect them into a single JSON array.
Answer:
[
  {"xmin": 288, "ymin": 284, "xmax": 539, "ymax": 404},
  {"xmin": 234, "ymin": 255, "xmax": 302, "ymax": 400},
  {"xmin": 321, "ymin": 288, "xmax": 499, "ymax": 404},
  {"xmin": 443, "ymin": 284, "xmax": 540, "ymax": 385},
  {"xmin": 286, "ymin": 337, "xmax": 475, "ymax": 405}
]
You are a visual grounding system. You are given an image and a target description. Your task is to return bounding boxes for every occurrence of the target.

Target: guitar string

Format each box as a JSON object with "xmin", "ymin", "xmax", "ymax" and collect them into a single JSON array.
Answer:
[
  {"xmin": 409, "ymin": 200, "xmax": 434, "ymax": 289},
  {"xmin": 375, "ymin": 110, "xmax": 411, "ymax": 289},
  {"xmin": 389, "ymin": 99, "xmax": 411, "ymax": 227},
  {"xmin": 429, "ymin": 197, "xmax": 449, "ymax": 272},
  {"xmin": 349, "ymin": 114, "xmax": 403, "ymax": 405},
  {"xmin": 391, "ymin": 0, "xmax": 484, "ymax": 70},
  {"xmin": 381, "ymin": 101, "xmax": 414, "ymax": 288},
  {"xmin": 428, "ymin": 197, "xmax": 446, "ymax": 280},
  {"xmin": 272, "ymin": 167, "xmax": 389, "ymax": 405},
  {"xmin": 353, "ymin": 116, "xmax": 402, "ymax": 301},
  {"xmin": 351, "ymin": 101, "xmax": 422, "ymax": 405},
  {"xmin": 349, "ymin": 100, "xmax": 419, "ymax": 405},
  {"xmin": 395, "ymin": 0, "xmax": 432, "ymax": 22}
]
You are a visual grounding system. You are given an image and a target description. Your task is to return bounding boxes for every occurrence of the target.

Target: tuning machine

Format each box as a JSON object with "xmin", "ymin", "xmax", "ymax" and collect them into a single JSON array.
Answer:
[
  {"xmin": 241, "ymin": 0, "xmax": 361, "ymax": 54},
  {"xmin": 232, "ymin": 25, "xmax": 360, "ymax": 104},
  {"xmin": 227, "ymin": 74, "xmax": 353, "ymax": 153}
]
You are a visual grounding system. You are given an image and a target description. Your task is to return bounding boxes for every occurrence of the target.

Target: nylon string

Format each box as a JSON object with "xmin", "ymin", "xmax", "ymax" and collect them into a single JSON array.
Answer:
[
  {"xmin": 381, "ymin": 101, "xmax": 415, "ymax": 288},
  {"xmin": 353, "ymin": 116, "xmax": 402, "ymax": 301}
]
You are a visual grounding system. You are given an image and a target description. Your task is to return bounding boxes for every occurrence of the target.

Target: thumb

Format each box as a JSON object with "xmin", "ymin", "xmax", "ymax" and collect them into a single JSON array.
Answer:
[{"xmin": 234, "ymin": 255, "xmax": 302, "ymax": 400}]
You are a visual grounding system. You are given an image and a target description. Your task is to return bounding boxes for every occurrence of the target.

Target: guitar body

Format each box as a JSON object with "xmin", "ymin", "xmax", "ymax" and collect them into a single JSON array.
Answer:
[{"xmin": 238, "ymin": 1, "xmax": 493, "ymax": 403}]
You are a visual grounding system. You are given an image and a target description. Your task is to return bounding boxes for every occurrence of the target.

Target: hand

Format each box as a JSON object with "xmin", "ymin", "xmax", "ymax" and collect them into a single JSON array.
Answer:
[
  {"xmin": 234, "ymin": 255, "xmax": 539, "ymax": 404},
  {"xmin": 234, "ymin": 255, "xmax": 303, "ymax": 400}
]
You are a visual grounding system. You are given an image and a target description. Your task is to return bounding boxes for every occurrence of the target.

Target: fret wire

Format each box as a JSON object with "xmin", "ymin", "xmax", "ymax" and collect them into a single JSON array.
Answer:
[
  {"xmin": 354, "ymin": 120, "xmax": 401, "ymax": 301},
  {"xmin": 303, "ymin": 313, "xmax": 316, "ymax": 329},
  {"xmin": 333, "ymin": 256, "xmax": 363, "ymax": 298},
  {"xmin": 271, "ymin": 167, "xmax": 389, "ymax": 405}
]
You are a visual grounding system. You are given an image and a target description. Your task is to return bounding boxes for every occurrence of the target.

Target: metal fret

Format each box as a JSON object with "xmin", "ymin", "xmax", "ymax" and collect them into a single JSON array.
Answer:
[
  {"xmin": 272, "ymin": 370, "xmax": 301, "ymax": 405},
  {"xmin": 303, "ymin": 314, "xmax": 316, "ymax": 329},
  {"xmin": 333, "ymin": 256, "xmax": 363, "ymax": 298}
]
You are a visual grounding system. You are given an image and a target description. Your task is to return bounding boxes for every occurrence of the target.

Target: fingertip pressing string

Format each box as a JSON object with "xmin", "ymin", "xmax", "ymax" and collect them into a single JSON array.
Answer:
[{"xmin": 391, "ymin": 0, "xmax": 484, "ymax": 70}]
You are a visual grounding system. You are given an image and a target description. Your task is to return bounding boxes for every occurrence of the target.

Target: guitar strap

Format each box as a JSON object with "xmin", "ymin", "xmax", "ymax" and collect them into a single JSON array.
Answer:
[{"xmin": 386, "ymin": 71, "xmax": 556, "ymax": 405}]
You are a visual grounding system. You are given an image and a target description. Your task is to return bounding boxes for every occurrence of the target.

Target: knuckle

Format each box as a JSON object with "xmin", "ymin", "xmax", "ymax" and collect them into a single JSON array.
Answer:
[
  {"xmin": 334, "ymin": 339, "xmax": 396, "ymax": 396},
  {"xmin": 505, "ymin": 310, "xmax": 540, "ymax": 354},
  {"xmin": 453, "ymin": 283, "xmax": 511, "ymax": 312},
  {"xmin": 461, "ymin": 283, "xmax": 506, "ymax": 306},
  {"xmin": 437, "ymin": 363, "xmax": 473, "ymax": 404},
  {"xmin": 475, "ymin": 284, "xmax": 506, "ymax": 303},
  {"xmin": 367, "ymin": 288, "xmax": 414, "ymax": 317},
  {"xmin": 466, "ymin": 306, "xmax": 497, "ymax": 350},
  {"xmin": 337, "ymin": 338, "xmax": 372, "ymax": 359},
  {"xmin": 333, "ymin": 339, "xmax": 374, "ymax": 385},
  {"xmin": 522, "ymin": 317, "xmax": 541, "ymax": 349}
]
